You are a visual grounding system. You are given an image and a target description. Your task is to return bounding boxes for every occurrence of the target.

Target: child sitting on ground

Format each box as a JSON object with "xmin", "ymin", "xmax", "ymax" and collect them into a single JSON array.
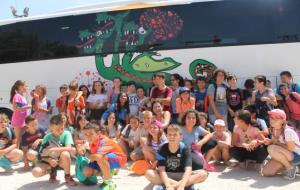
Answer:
[
  {"xmin": 21, "ymin": 115, "xmax": 45, "ymax": 170},
  {"xmin": 82, "ymin": 123, "xmax": 127, "ymax": 190},
  {"xmin": 0, "ymin": 114, "xmax": 23, "ymax": 172},
  {"xmin": 32, "ymin": 115, "xmax": 77, "ymax": 186},
  {"xmin": 145, "ymin": 124, "xmax": 208, "ymax": 190},
  {"xmin": 119, "ymin": 115, "xmax": 139, "ymax": 156}
]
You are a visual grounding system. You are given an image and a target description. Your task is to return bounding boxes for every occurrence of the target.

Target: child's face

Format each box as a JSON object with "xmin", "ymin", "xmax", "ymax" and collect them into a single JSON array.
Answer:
[
  {"xmin": 79, "ymin": 117, "xmax": 88, "ymax": 128},
  {"xmin": 143, "ymin": 114, "xmax": 153, "ymax": 126},
  {"xmin": 184, "ymin": 81, "xmax": 192, "ymax": 89},
  {"xmin": 0, "ymin": 119, "xmax": 8, "ymax": 133},
  {"xmin": 119, "ymin": 93, "xmax": 128, "ymax": 103},
  {"xmin": 180, "ymin": 92, "xmax": 190, "ymax": 100},
  {"xmin": 80, "ymin": 87, "xmax": 89, "ymax": 96},
  {"xmin": 113, "ymin": 79, "xmax": 121, "ymax": 87},
  {"xmin": 216, "ymin": 72, "xmax": 225, "ymax": 83},
  {"xmin": 137, "ymin": 88, "xmax": 144, "ymax": 98},
  {"xmin": 129, "ymin": 118, "xmax": 139, "ymax": 129},
  {"xmin": 61, "ymin": 115, "xmax": 67, "ymax": 125},
  {"xmin": 185, "ymin": 112, "xmax": 197, "ymax": 127},
  {"xmin": 149, "ymin": 124, "xmax": 160, "ymax": 137},
  {"xmin": 26, "ymin": 120, "xmax": 38, "ymax": 134},
  {"xmin": 108, "ymin": 114, "xmax": 116, "ymax": 125},
  {"xmin": 50, "ymin": 124, "xmax": 64, "ymax": 137},
  {"xmin": 279, "ymin": 85, "xmax": 289, "ymax": 96},
  {"xmin": 280, "ymin": 75, "xmax": 290, "ymax": 84},
  {"xmin": 269, "ymin": 118, "xmax": 284, "ymax": 130},
  {"xmin": 167, "ymin": 129, "xmax": 181, "ymax": 144},
  {"xmin": 228, "ymin": 78, "xmax": 237, "ymax": 87},
  {"xmin": 69, "ymin": 88, "xmax": 77, "ymax": 96},
  {"xmin": 83, "ymin": 167, "xmax": 93, "ymax": 177},
  {"xmin": 215, "ymin": 125, "xmax": 224, "ymax": 133},
  {"xmin": 127, "ymin": 85, "xmax": 135, "ymax": 93},
  {"xmin": 35, "ymin": 87, "xmax": 44, "ymax": 97},
  {"xmin": 197, "ymin": 80, "xmax": 206, "ymax": 90},
  {"xmin": 199, "ymin": 116, "xmax": 207, "ymax": 127},
  {"xmin": 152, "ymin": 102, "xmax": 162, "ymax": 114},
  {"xmin": 18, "ymin": 84, "xmax": 27, "ymax": 93},
  {"xmin": 60, "ymin": 88, "xmax": 69, "ymax": 96},
  {"xmin": 83, "ymin": 128, "xmax": 99, "ymax": 144}
]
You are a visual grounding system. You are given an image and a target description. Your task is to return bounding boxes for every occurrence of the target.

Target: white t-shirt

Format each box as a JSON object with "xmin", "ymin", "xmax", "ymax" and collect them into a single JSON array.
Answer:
[
  {"xmin": 87, "ymin": 94, "xmax": 108, "ymax": 108},
  {"xmin": 279, "ymin": 127, "xmax": 300, "ymax": 155},
  {"xmin": 128, "ymin": 93, "xmax": 139, "ymax": 116},
  {"xmin": 121, "ymin": 125, "xmax": 137, "ymax": 140}
]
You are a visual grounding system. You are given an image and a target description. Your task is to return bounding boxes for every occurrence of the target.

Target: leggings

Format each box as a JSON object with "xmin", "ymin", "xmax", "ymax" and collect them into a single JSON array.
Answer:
[{"xmin": 230, "ymin": 145, "xmax": 268, "ymax": 164}]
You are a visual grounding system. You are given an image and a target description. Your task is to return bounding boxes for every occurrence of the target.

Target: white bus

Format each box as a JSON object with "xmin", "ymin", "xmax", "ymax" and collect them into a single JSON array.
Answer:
[{"xmin": 0, "ymin": 0, "xmax": 299, "ymax": 117}]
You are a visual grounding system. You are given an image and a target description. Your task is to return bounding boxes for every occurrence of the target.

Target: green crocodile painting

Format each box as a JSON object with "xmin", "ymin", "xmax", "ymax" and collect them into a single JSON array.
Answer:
[{"xmin": 77, "ymin": 8, "xmax": 217, "ymax": 88}]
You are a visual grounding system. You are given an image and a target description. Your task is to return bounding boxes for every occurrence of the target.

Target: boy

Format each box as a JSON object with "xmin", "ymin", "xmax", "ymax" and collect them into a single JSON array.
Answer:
[
  {"xmin": 55, "ymin": 84, "xmax": 69, "ymax": 113},
  {"xmin": 145, "ymin": 125, "xmax": 208, "ymax": 190},
  {"xmin": 0, "ymin": 114, "xmax": 23, "ymax": 171},
  {"xmin": 127, "ymin": 81, "xmax": 139, "ymax": 116},
  {"xmin": 119, "ymin": 115, "xmax": 139, "ymax": 156},
  {"xmin": 32, "ymin": 115, "xmax": 77, "ymax": 186},
  {"xmin": 21, "ymin": 115, "xmax": 45, "ymax": 170},
  {"xmin": 82, "ymin": 123, "xmax": 127, "ymax": 190}
]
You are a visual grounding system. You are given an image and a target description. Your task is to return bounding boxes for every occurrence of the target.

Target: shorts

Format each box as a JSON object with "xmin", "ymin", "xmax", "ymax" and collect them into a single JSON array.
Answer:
[
  {"xmin": 0, "ymin": 156, "xmax": 12, "ymax": 170},
  {"xmin": 292, "ymin": 152, "xmax": 300, "ymax": 165},
  {"xmin": 166, "ymin": 170, "xmax": 200, "ymax": 181},
  {"xmin": 88, "ymin": 153, "xmax": 121, "ymax": 171}
]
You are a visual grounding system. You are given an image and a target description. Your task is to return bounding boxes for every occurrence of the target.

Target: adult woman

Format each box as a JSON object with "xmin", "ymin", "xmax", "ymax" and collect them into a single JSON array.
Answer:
[
  {"xmin": 262, "ymin": 109, "xmax": 300, "ymax": 180},
  {"xmin": 181, "ymin": 109, "xmax": 217, "ymax": 169},
  {"xmin": 152, "ymin": 101, "xmax": 171, "ymax": 130},
  {"xmin": 87, "ymin": 81, "xmax": 108, "ymax": 123}
]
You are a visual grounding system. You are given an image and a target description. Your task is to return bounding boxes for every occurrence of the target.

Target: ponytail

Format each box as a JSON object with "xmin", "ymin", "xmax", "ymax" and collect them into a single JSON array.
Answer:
[{"xmin": 10, "ymin": 80, "xmax": 25, "ymax": 103}]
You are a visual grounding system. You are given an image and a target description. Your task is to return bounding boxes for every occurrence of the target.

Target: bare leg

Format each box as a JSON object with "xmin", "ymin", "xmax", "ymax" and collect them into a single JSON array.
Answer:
[
  {"xmin": 32, "ymin": 163, "xmax": 51, "ymax": 177},
  {"xmin": 261, "ymin": 159, "xmax": 284, "ymax": 177},
  {"xmin": 59, "ymin": 151, "xmax": 71, "ymax": 175},
  {"xmin": 144, "ymin": 169, "xmax": 179, "ymax": 186},
  {"xmin": 13, "ymin": 127, "xmax": 24, "ymax": 148},
  {"xmin": 221, "ymin": 146, "xmax": 230, "ymax": 162},
  {"xmin": 268, "ymin": 145, "xmax": 293, "ymax": 170},
  {"xmin": 27, "ymin": 149, "xmax": 38, "ymax": 161},
  {"xmin": 142, "ymin": 146, "xmax": 156, "ymax": 162},
  {"xmin": 6, "ymin": 148, "xmax": 23, "ymax": 163},
  {"xmin": 178, "ymin": 170, "xmax": 208, "ymax": 187},
  {"xmin": 95, "ymin": 157, "xmax": 111, "ymax": 180},
  {"xmin": 205, "ymin": 147, "xmax": 217, "ymax": 162}
]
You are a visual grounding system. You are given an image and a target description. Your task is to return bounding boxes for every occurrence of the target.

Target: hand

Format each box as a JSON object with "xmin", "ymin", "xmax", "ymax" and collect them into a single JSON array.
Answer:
[
  {"xmin": 243, "ymin": 143, "xmax": 254, "ymax": 151},
  {"xmin": 260, "ymin": 97, "xmax": 270, "ymax": 102},
  {"xmin": 31, "ymin": 139, "xmax": 41, "ymax": 149},
  {"xmin": 263, "ymin": 138, "xmax": 273, "ymax": 145},
  {"xmin": 76, "ymin": 146, "xmax": 86, "ymax": 155},
  {"xmin": 177, "ymin": 185, "xmax": 185, "ymax": 190},
  {"xmin": 49, "ymin": 159, "xmax": 58, "ymax": 167},
  {"xmin": 196, "ymin": 141, "xmax": 204, "ymax": 150}
]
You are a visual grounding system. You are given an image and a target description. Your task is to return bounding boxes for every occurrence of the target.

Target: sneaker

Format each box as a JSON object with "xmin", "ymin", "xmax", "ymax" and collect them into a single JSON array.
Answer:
[
  {"xmin": 98, "ymin": 181, "xmax": 116, "ymax": 190},
  {"xmin": 65, "ymin": 175, "xmax": 78, "ymax": 186},
  {"xmin": 152, "ymin": 185, "xmax": 165, "ymax": 190},
  {"xmin": 49, "ymin": 169, "xmax": 59, "ymax": 183},
  {"xmin": 284, "ymin": 166, "xmax": 297, "ymax": 180}
]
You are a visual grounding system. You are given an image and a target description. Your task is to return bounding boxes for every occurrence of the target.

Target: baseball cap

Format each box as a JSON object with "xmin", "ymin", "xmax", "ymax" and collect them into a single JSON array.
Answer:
[
  {"xmin": 268, "ymin": 109, "xmax": 286, "ymax": 120},
  {"xmin": 214, "ymin": 119, "xmax": 226, "ymax": 127},
  {"xmin": 179, "ymin": 87, "xmax": 190, "ymax": 94}
]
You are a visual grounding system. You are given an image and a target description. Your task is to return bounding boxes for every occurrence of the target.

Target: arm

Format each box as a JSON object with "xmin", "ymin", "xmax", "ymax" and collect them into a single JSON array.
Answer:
[
  {"xmin": 218, "ymin": 132, "xmax": 232, "ymax": 147},
  {"xmin": 177, "ymin": 167, "xmax": 192, "ymax": 190},
  {"xmin": 158, "ymin": 167, "xmax": 174, "ymax": 190},
  {"xmin": 197, "ymin": 128, "xmax": 213, "ymax": 149},
  {"xmin": 162, "ymin": 111, "xmax": 171, "ymax": 129},
  {"xmin": 0, "ymin": 144, "xmax": 17, "ymax": 156}
]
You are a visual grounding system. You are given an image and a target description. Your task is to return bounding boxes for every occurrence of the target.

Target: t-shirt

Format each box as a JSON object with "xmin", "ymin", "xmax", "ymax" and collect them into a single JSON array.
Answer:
[
  {"xmin": 233, "ymin": 126, "xmax": 260, "ymax": 144},
  {"xmin": 285, "ymin": 92, "xmax": 300, "ymax": 120},
  {"xmin": 67, "ymin": 95, "xmax": 85, "ymax": 126},
  {"xmin": 255, "ymin": 118, "xmax": 268, "ymax": 131},
  {"xmin": 41, "ymin": 131, "xmax": 74, "ymax": 147},
  {"xmin": 171, "ymin": 87, "xmax": 181, "ymax": 114},
  {"xmin": 108, "ymin": 88, "xmax": 120, "ymax": 105},
  {"xmin": 11, "ymin": 93, "xmax": 29, "ymax": 127},
  {"xmin": 128, "ymin": 93, "xmax": 139, "ymax": 116},
  {"xmin": 32, "ymin": 97, "xmax": 51, "ymax": 131},
  {"xmin": 227, "ymin": 88, "xmax": 243, "ymax": 112},
  {"xmin": 101, "ymin": 103, "xmax": 129, "ymax": 124},
  {"xmin": 290, "ymin": 83, "xmax": 300, "ymax": 93},
  {"xmin": 254, "ymin": 88, "xmax": 274, "ymax": 121},
  {"xmin": 207, "ymin": 83, "xmax": 228, "ymax": 116},
  {"xmin": 121, "ymin": 125, "xmax": 137, "ymax": 140},
  {"xmin": 87, "ymin": 94, "xmax": 108, "ymax": 108},
  {"xmin": 150, "ymin": 86, "xmax": 173, "ymax": 112},
  {"xmin": 194, "ymin": 90, "xmax": 207, "ymax": 112},
  {"xmin": 21, "ymin": 128, "xmax": 45, "ymax": 148},
  {"xmin": 175, "ymin": 97, "xmax": 195, "ymax": 114},
  {"xmin": 133, "ymin": 126, "xmax": 149, "ymax": 142},
  {"xmin": 212, "ymin": 131, "xmax": 231, "ymax": 142},
  {"xmin": 157, "ymin": 143, "xmax": 192, "ymax": 173},
  {"xmin": 0, "ymin": 127, "xmax": 15, "ymax": 150},
  {"xmin": 89, "ymin": 136, "xmax": 127, "ymax": 167},
  {"xmin": 278, "ymin": 127, "xmax": 300, "ymax": 155},
  {"xmin": 181, "ymin": 126, "xmax": 206, "ymax": 147},
  {"xmin": 64, "ymin": 126, "xmax": 75, "ymax": 136},
  {"xmin": 105, "ymin": 124, "xmax": 122, "ymax": 139}
]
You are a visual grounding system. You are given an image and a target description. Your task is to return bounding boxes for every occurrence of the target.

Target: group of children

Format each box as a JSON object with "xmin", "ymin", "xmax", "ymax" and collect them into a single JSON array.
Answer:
[{"xmin": 0, "ymin": 69, "xmax": 300, "ymax": 189}]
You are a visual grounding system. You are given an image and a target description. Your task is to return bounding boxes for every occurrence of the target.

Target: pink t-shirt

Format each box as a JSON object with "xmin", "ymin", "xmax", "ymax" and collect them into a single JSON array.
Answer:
[
  {"xmin": 11, "ymin": 93, "xmax": 28, "ymax": 127},
  {"xmin": 233, "ymin": 125, "xmax": 260, "ymax": 144},
  {"xmin": 176, "ymin": 97, "xmax": 195, "ymax": 114},
  {"xmin": 285, "ymin": 92, "xmax": 300, "ymax": 120}
]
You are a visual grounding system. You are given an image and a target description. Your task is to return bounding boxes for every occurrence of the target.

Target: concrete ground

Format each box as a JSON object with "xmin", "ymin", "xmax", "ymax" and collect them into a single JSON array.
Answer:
[{"xmin": 0, "ymin": 162, "xmax": 299, "ymax": 190}]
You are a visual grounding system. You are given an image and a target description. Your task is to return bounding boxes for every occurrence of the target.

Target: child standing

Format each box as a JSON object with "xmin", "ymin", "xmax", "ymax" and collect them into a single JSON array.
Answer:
[
  {"xmin": 176, "ymin": 87, "xmax": 195, "ymax": 123},
  {"xmin": 127, "ymin": 81, "xmax": 139, "ymax": 117},
  {"xmin": 32, "ymin": 115, "xmax": 77, "ymax": 186},
  {"xmin": 21, "ymin": 116, "xmax": 45, "ymax": 170},
  {"xmin": 195, "ymin": 77, "xmax": 207, "ymax": 112},
  {"xmin": 10, "ymin": 80, "xmax": 31, "ymax": 148},
  {"xmin": 0, "ymin": 114, "xmax": 23, "ymax": 171},
  {"xmin": 145, "ymin": 125, "xmax": 208, "ymax": 190}
]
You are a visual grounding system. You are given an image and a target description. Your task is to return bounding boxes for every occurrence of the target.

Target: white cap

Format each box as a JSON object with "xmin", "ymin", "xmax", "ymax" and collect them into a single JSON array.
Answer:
[{"xmin": 214, "ymin": 119, "xmax": 225, "ymax": 127}]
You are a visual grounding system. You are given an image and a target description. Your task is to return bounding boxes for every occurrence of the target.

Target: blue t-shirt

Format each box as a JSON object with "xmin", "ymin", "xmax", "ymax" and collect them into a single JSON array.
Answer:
[
  {"xmin": 194, "ymin": 90, "xmax": 207, "ymax": 112},
  {"xmin": 181, "ymin": 126, "xmax": 206, "ymax": 147},
  {"xmin": 102, "ymin": 103, "xmax": 128, "ymax": 123}
]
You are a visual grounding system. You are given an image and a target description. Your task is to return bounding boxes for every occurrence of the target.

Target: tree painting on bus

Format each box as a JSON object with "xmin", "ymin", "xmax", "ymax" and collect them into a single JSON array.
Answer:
[{"xmin": 77, "ymin": 8, "xmax": 217, "ymax": 88}]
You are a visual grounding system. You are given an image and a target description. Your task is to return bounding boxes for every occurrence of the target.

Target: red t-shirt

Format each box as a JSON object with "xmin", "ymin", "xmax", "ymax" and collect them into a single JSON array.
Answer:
[{"xmin": 150, "ymin": 86, "xmax": 173, "ymax": 112}]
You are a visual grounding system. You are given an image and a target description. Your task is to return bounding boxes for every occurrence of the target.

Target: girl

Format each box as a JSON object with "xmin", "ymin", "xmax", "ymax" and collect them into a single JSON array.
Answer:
[
  {"xmin": 243, "ymin": 79, "xmax": 255, "ymax": 107},
  {"xmin": 152, "ymin": 101, "xmax": 171, "ymax": 130},
  {"xmin": 170, "ymin": 74, "xmax": 184, "ymax": 123},
  {"xmin": 108, "ymin": 77, "xmax": 122, "ymax": 105},
  {"xmin": 87, "ymin": 81, "xmax": 108, "ymax": 123},
  {"xmin": 142, "ymin": 120, "xmax": 166, "ymax": 165},
  {"xmin": 176, "ymin": 87, "xmax": 195, "ymax": 122},
  {"xmin": 73, "ymin": 114, "xmax": 89, "ymax": 154},
  {"xmin": 211, "ymin": 119, "xmax": 231, "ymax": 164},
  {"xmin": 10, "ymin": 80, "xmax": 31, "ymax": 148},
  {"xmin": 79, "ymin": 85, "xmax": 90, "ymax": 106},
  {"xmin": 119, "ymin": 116, "xmax": 139, "ymax": 156},
  {"xmin": 102, "ymin": 92, "xmax": 130, "ymax": 127},
  {"xmin": 103, "ymin": 112, "xmax": 122, "ymax": 140},
  {"xmin": 231, "ymin": 110, "xmax": 268, "ymax": 168},
  {"xmin": 199, "ymin": 112, "xmax": 214, "ymax": 133},
  {"xmin": 60, "ymin": 112, "xmax": 74, "ymax": 135},
  {"xmin": 262, "ymin": 109, "xmax": 300, "ymax": 180},
  {"xmin": 181, "ymin": 110, "xmax": 217, "ymax": 169},
  {"xmin": 31, "ymin": 84, "xmax": 52, "ymax": 132},
  {"xmin": 184, "ymin": 79, "xmax": 195, "ymax": 97}
]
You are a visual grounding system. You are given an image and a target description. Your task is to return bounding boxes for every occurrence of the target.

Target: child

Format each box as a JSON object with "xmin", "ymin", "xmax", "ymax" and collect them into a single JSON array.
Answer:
[
  {"xmin": 55, "ymin": 84, "xmax": 69, "ymax": 113},
  {"xmin": 231, "ymin": 110, "xmax": 268, "ymax": 168},
  {"xmin": 227, "ymin": 74, "xmax": 244, "ymax": 132},
  {"xmin": 59, "ymin": 112, "xmax": 74, "ymax": 135},
  {"xmin": 145, "ymin": 124, "xmax": 208, "ymax": 190},
  {"xmin": 21, "ymin": 116, "xmax": 45, "ymax": 170},
  {"xmin": 262, "ymin": 109, "xmax": 300, "ymax": 180},
  {"xmin": 108, "ymin": 77, "xmax": 122, "ymax": 105},
  {"xmin": 74, "ymin": 114, "xmax": 88, "ymax": 147},
  {"xmin": 119, "ymin": 116, "xmax": 139, "ymax": 156},
  {"xmin": 195, "ymin": 76, "xmax": 207, "ymax": 112},
  {"xmin": 176, "ymin": 87, "xmax": 195, "ymax": 123},
  {"xmin": 0, "ymin": 114, "xmax": 23, "ymax": 171},
  {"xmin": 103, "ymin": 112, "xmax": 122, "ymax": 140},
  {"xmin": 199, "ymin": 112, "xmax": 214, "ymax": 133},
  {"xmin": 127, "ymin": 81, "xmax": 139, "ymax": 116},
  {"xmin": 142, "ymin": 120, "xmax": 167, "ymax": 165},
  {"xmin": 130, "ymin": 111, "xmax": 153, "ymax": 161},
  {"xmin": 32, "ymin": 115, "xmax": 77, "ymax": 186},
  {"xmin": 211, "ymin": 119, "xmax": 231, "ymax": 165},
  {"xmin": 82, "ymin": 123, "xmax": 127, "ymax": 189},
  {"xmin": 10, "ymin": 80, "xmax": 31, "ymax": 148}
]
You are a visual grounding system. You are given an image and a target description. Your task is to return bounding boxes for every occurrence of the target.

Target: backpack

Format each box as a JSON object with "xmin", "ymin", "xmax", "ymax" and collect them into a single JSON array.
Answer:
[
  {"xmin": 4, "ymin": 127, "xmax": 13, "ymax": 142},
  {"xmin": 204, "ymin": 83, "xmax": 227, "ymax": 113},
  {"xmin": 75, "ymin": 155, "xmax": 98, "ymax": 185},
  {"xmin": 283, "ymin": 126, "xmax": 300, "ymax": 148},
  {"xmin": 289, "ymin": 93, "xmax": 300, "ymax": 104}
]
